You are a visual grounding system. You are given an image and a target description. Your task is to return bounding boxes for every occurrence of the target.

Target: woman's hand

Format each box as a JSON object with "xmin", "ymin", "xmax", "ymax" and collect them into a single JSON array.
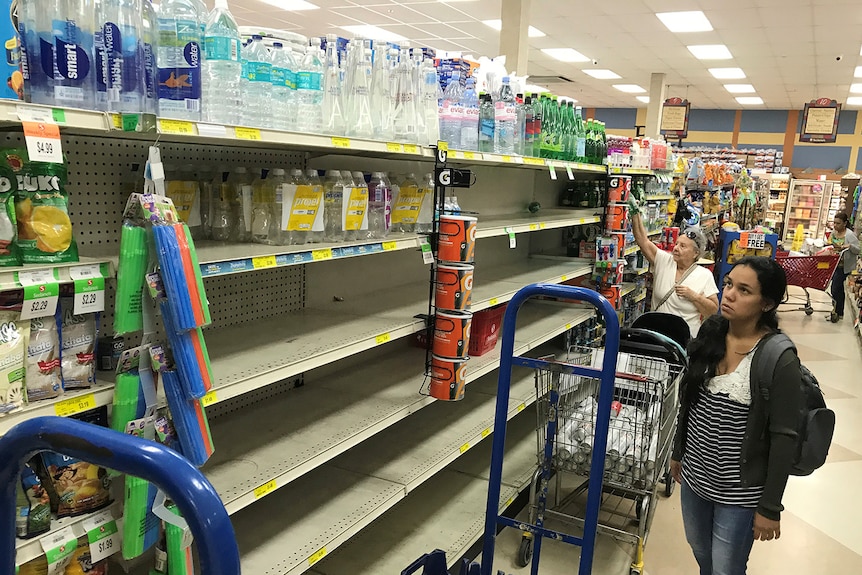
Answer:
[
  {"xmin": 670, "ymin": 459, "xmax": 682, "ymax": 484},
  {"xmin": 675, "ymin": 285, "xmax": 695, "ymax": 300},
  {"xmin": 753, "ymin": 512, "xmax": 781, "ymax": 541}
]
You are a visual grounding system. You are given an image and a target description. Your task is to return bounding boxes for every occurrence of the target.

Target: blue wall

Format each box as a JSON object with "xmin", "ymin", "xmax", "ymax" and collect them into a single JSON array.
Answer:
[
  {"xmin": 740, "ymin": 110, "xmax": 787, "ymax": 133},
  {"xmin": 792, "ymin": 146, "xmax": 851, "ymax": 170},
  {"xmin": 594, "ymin": 108, "xmax": 638, "ymax": 130},
  {"xmin": 687, "ymin": 109, "xmax": 736, "ymax": 132}
]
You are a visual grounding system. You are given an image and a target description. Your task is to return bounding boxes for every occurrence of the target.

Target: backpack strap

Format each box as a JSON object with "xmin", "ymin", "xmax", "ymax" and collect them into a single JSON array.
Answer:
[{"xmin": 750, "ymin": 332, "xmax": 796, "ymax": 400}]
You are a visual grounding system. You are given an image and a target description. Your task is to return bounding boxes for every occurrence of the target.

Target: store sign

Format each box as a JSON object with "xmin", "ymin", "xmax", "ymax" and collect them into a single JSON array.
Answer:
[
  {"xmin": 800, "ymin": 98, "xmax": 841, "ymax": 143},
  {"xmin": 660, "ymin": 98, "xmax": 691, "ymax": 139}
]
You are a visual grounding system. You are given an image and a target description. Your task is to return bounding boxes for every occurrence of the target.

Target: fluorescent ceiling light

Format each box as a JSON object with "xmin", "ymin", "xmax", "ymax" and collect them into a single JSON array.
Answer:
[
  {"xmin": 724, "ymin": 84, "xmax": 755, "ymax": 93},
  {"xmin": 260, "ymin": 0, "xmax": 319, "ymax": 10},
  {"xmin": 851, "ymin": 84, "xmax": 862, "ymax": 93},
  {"xmin": 688, "ymin": 44, "xmax": 733, "ymax": 60},
  {"xmin": 541, "ymin": 48, "xmax": 590, "ymax": 62},
  {"xmin": 524, "ymin": 84, "xmax": 550, "ymax": 94},
  {"xmin": 636, "ymin": 96, "xmax": 650, "ymax": 103},
  {"xmin": 736, "ymin": 96, "xmax": 764, "ymax": 105},
  {"xmin": 583, "ymin": 69, "xmax": 621, "ymax": 79},
  {"xmin": 709, "ymin": 67, "xmax": 745, "ymax": 79},
  {"xmin": 847, "ymin": 96, "xmax": 862, "ymax": 105},
  {"xmin": 482, "ymin": 20, "xmax": 545, "ymax": 37},
  {"xmin": 340, "ymin": 25, "xmax": 406, "ymax": 41},
  {"xmin": 656, "ymin": 11, "xmax": 713, "ymax": 33},
  {"xmin": 855, "ymin": 66, "xmax": 862, "ymax": 78},
  {"xmin": 614, "ymin": 84, "xmax": 646, "ymax": 93}
]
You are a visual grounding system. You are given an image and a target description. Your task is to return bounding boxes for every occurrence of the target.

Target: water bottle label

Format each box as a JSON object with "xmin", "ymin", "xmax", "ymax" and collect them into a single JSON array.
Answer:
[
  {"xmin": 285, "ymin": 70, "xmax": 296, "ymax": 90},
  {"xmin": 42, "ymin": 21, "xmax": 93, "ymax": 87},
  {"xmin": 494, "ymin": 102, "xmax": 516, "ymax": 122},
  {"xmin": 18, "ymin": 23, "xmax": 30, "ymax": 82},
  {"xmin": 272, "ymin": 66, "xmax": 286, "ymax": 85},
  {"xmin": 297, "ymin": 71, "xmax": 312, "ymax": 90},
  {"xmin": 247, "ymin": 61, "xmax": 272, "ymax": 83},
  {"xmin": 450, "ymin": 104, "xmax": 465, "ymax": 119},
  {"xmin": 284, "ymin": 185, "xmax": 324, "ymax": 231},
  {"xmin": 310, "ymin": 71, "xmax": 322, "ymax": 91},
  {"xmin": 480, "ymin": 118, "xmax": 495, "ymax": 139},
  {"xmin": 391, "ymin": 185, "xmax": 423, "ymax": 225},
  {"xmin": 157, "ymin": 22, "xmax": 201, "ymax": 109},
  {"xmin": 343, "ymin": 186, "xmax": 368, "ymax": 231},
  {"xmin": 205, "ymin": 37, "xmax": 240, "ymax": 62},
  {"xmin": 577, "ymin": 137, "xmax": 586, "ymax": 158}
]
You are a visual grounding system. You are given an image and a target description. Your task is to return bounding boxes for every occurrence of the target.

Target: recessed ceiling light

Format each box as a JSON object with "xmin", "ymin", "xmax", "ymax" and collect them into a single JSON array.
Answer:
[
  {"xmin": 636, "ymin": 96, "xmax": 650, "ymax": 103},
  {"xmin": 340, "ymin": 25, "xmax": 406, "ymax": 41},
  {"xmin": 851, "ymin": 84, "xmax": 862, "ymax": 93},
  {"xmin": 583, "ymin": 69, "xmax": 621, "ymax": 79},
  {"xmin": 725, "ymin": 84, "xmax": 756, "ymax": 93},
  {"xmin": 482, "ymin": 20, "xmax": 545, "ymax": 37},
  {"xmin": 260, "ymin": 0, "xmax": 319, "ymax": 10},
  {"xmin": 709, "ymin": 67, "xmax": 746, "ymax": 79},
  {"xmin": 688, "ymin": 44, "xmax": 733, "ymax": 60},
  {"xmin": 524, "ymin": 84, "xmax": 550, "ymax": 94},
  {"xmin": 855, "ymin": 67, "xmax": 862, "ymax": 78},
  {"xmin": 614, "ymin": 84, "xmax": 647, "ymax": 93},
  {"xmin": 847, "ymin": 96, "xmax": 862, "ymax": 105},
  {"xmin": 656, "ymin": 11, "xmax": 713, "ymax": 33},
  {"xmin": 541, "ymin": 48, "xmax": 590, "ymax": 62},
  {"xmin": 736, "ymin": 96, "xmax": 764, "ymax": 105}
]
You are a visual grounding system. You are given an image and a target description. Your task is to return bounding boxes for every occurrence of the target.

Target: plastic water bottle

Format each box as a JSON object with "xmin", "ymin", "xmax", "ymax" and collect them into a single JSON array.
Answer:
[
  {"xmin": 296, "ymin": 42, "xmax": 323, "ymax": 134},
  {"xmin": 392, "ymin": 46, "xmax": 417, "ymax": 143},
  {"xmin": 202, "ymin": 0, "xmax": 241, "ymax": 125},
  {"xmin": 267, "ymin": 168, "xmax": 287, "ymax": 245},
  {"xmin": 140, "ymin": 0, "xmax": 158, "ymax": 115},
  {"xmin": 494, "ymin": 76, "xmax": 516, "ymax": 154},
  {"xmin": 306, "ymin": 169, "xmax": 325, "ymax": 243},
  {"xmin": 347, "ymin": 171, "xmax": 369, "ymax": 242},
  {"xmin": 515, "ymin": 93, "xmax": 527, "ymax": 155},
  {"xmin": 370, "ymin": 43, "xmax": 393, "ymax": 141},
  {"xmin": 251, "ymin": 169, "xmax": 273, "ymax": 244},
  {"xmin": 438, "ymin": 72, "xmax": 462, "ymax": 148},
  {"xmin": 416, "ymin": 173, "xmax": 434, "ymax": 234},
  {"xmin": 157, "ymin": 0, "xmax": 203, "ymax": 120},
  {"xmin": 228, "ymin": 166, "xmax": 252, "ymax": 242},
  {"xmin": 269, "ymin": 43, "xmax": 292, "ymax": 131},
  {"xmin": 478, "ymin": 94, "xmax": 494, "ymax": 152},
  {"xmin": 460, "ymin": 78, "xmax": 479, "ymax": 151},
  {"xmin": 420, "ymin": 59, "xmax": 440, "ymax": 145},
  {"xmin": 30, "ymin": 0, "xmax": 98, "ymax": 109},
  {"xmin": 95, "ymin": 0, "xmax": 144, "ymax": 113},
  {"xmin": 368, "ymin": 172, "xmax": 391, "ymax": 239},
  {"xmin": 347, "ymin": 44, "xmax": 374, "ymax": 139},
  {"xmin": 322, "ymin": 34, "xmax": 346, "ymax": 136},
  {"xmin": 241, "ymin": 35, "xmax": 271, "ymax": 128},
  {"xmin": 323, "ymin": 170, "xmax": 345, "ymax": 242}
]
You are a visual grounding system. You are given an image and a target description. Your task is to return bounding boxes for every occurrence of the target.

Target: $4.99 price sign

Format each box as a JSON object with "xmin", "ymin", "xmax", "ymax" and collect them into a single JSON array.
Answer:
[
  {"xmin": 22, "ymin": 120, "xmax": 63, "ymax": 164},
  {"xmin": 82, "ymin": 509, "xmax": 121, "ymax": 563}
]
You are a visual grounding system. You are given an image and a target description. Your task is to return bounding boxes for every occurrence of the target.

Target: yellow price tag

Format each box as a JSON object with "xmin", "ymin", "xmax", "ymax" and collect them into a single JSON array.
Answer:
[
  {"xmin": 437, "ymin": 140, "xmax": 448, "ymax": 151},
  {"xmin": 523, "ymin": 157, "xmax": 544, "ymax": 166},
  {"xmin": 506, "ymin": 497, "xmax": 514, "ymax": 507},
  {"xmin": 566, "ymin": 323, "xmax": 572, "ymax": 330},
  {"xmin": 460, "ymin": 442, "xmax": 470, "ymax": 454},
  {"xmin": 502, "ymin": 155, "xmax": 513, "ymax": 163},
  {"xmin": 312, "ymin": 248, "xmax": 333, "ymax": 261},
  {"xmin": 375, "ymin": 333, "xmax": 391, "ymax": 345},
  {"xmin": 457, "ymin": 151, "xmax": 472, "ymax": 160},
  {"xmin": 481, "ymin": 428, "xmax": 491, "ymax": 438},
  {"xmin": 111, "ymin": 114, "xmax": 122, "ymax": 129},
  {"xmin": 55, "ymin": 393, "xmax": 96, "ymax": 417},
  {"xmin": 254, "ymin": 480, "xmax": 277, "ymax": 499},
  {"xmin": 308, "ymin": 547, "xmax": 328, "ymax": 566},
  {"xmin": 331, "ymin": 137, "xmax": 351, "ymax": 148},
  {"xmin": 159, "ymin": 119, "xmax": 195, "ymax": 135},
  {"xmin": 201, "ymin": 390, "xmax": 218, "ymax": 406},
  {"xmin": 489, "ymin": 298, "xmax": 499, "ymax": 306},
  {"xmin": 539, "ymin": 223, "xmax": 547, "ymax": 229},
  {"xmin": 252, "ymin": 255, "xmax": 277, "ymax": 269},
  {"xmin": 382, "ymin": 241, "xmax": 397, "ymax": 251},
  {"xmin": 517, "ymin": 403, "xmax": 526, "ymax": 412},
  {"xmin": 386, "ymin": 142, "xmax": 403, "ymax": 153},
  {"xmin": 235, "ymin": 127, "xmax": 262, "ymax": 140},
  {"xmin": 529, "ymin": 224, "xmax": 539, "ymax": 231},
  {"xmin": 403, "ymin": 144, "xmax": 419, "ymax": 154},
  {"xmin": 561, "ymin": 275, "xmax": 568, "ymax": 281}
]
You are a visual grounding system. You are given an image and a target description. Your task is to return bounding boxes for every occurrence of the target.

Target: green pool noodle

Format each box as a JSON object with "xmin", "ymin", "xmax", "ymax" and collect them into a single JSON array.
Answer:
[
  {"xmin": 114, "ymin": 224, "xmax": 149, "ymax": 334},
  {"xmin": 111, "ymin": 372, "xmax": 141, "ymax": 433},
  {"xmin": 122, "ymin": 476, "xmax": 151, "ymax": 559}
]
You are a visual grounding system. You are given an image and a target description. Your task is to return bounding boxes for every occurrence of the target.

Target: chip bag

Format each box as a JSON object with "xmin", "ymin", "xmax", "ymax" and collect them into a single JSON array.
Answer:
[
  {"xmin": 2, "ymin": 148, "xmax": 78, "ymax": 263},
  {"xmin": 25, "ymin": 311, "xmax": 63, "ymax": 402},
  {"xmin": 60, "ymin": 298, "xmax": 98, "ymax": 390},
  {"xmin": 16, "ymin": 460, "xmax": 52, "ymax": 538},
  {"xmin": 0, "ymin": 163, "xmax": 20, "ymax": 266},
  {"xmin": 0, "ymin": 309, "xmax": 28, "ymax": 414},
  {"xmin": 65, "ymin": 536, "xmax": 110, "ymax": 574}
]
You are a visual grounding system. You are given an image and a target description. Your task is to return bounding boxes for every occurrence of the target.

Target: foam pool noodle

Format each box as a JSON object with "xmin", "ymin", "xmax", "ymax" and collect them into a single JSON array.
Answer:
[
  {"xmin": 173, "ymin": 223, "xmax": 205, "ymax": 327},
  {"xmin": 114, "ymin": 223, "xmax": 148, "ymax": 334}
]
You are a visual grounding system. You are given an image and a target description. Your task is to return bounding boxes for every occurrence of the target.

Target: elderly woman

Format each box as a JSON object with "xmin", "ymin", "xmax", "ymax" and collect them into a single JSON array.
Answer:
[{"xmin": 631, "ymin": 208, "xmax": 719, "ymax": 336}]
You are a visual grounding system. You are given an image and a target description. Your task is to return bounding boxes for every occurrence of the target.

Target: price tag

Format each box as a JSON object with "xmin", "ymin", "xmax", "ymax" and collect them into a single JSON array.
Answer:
[
  {"xmin": 502, "ymin": 155, "xmax": 512, "ymax": 163},
  {"xmin": 17, "ymin": 269, "xmax": 59, "ymax": 286},
  {"xmin": 523, "ymin": 157, "xmax": 544, "ymax": 166},
  {"xmin": 55, "ymin": 393, "xmax": 96, "ymax": 417},
  {"xmin": 202, "ymin": 390, "xmax": 218, "ymax": 406},
  {"xmin": 489, "ymin": 298, "xmax": 499, "ymax": 306},
  {"xmin": 83, "ymin": 509, "xmax": 121, "ymax": 563},
  {"xmin": 566, "ymin": 165, "xmax": 575, "ymax": 180},
  {"xmin": 529, "ymin": 224, "xmax": 539, "ymax": 231},
  {"xmin": 254, "ymin": 479, "xmax": 277, "ymax": 499},
  {"xmin": 548, "ymin": 164, "xmax": 558, "ymax": 180},
  {"xmin": 21, "ymin": 282, "xmax": 60, "ymax": 320},
  {"xmin": 386, "ymin": 142, "xmax": 403, "ymax": 153},
  {"xmin": 73, "ymin": 277, "xmax": 105, "ymax": 315},
  {"xmin": 436, "ymin": 140, "xmax": 448, "ymax": 152},
  {"xmin": 252, "ymin": 255, "xmax": 277, "ymax": 269},
  {"xmin": 403, "ymin": 144, "xmax": 419, "ymax": 154},
  {"xmin": 158, "ymin": 119, "xmax": 195, "ymax": 135},
  {"xmin": 197, "ymin": 123, "xmax": 228, "ymax": 138},
  {"xmin": 235, "ymin": 127, "xmax": 262, "ymax": 140},
  {"xmin": 463, "ymin": 151, "xmax": 476, "ymax": 160},
  {"xmin": 460, "ymin": 442, "xmax": 470, "ymax": 453},
  {"xmin": 308, "ymin": 547, "xmax": 328, "ymax": 566},
  {"xmin": 40, "ymin": 526, "xmax": 77, "ymax": 574},
  {"xmin": 331, "ymin": 137, "xmax": 351, "ymax": 148},
  {"xmin": 517, "ymin": 403, "xmax": 526, "ymax": 412},
  {"xmin": 69, "ymin": 263, "xmax": 105, "ymax": 280},
  {"xmin": 22, "ymin": 120, "xmax": 63, "ymax": 163},
  {"xmin": 506, "ymin": 497, "xmax": 514, "ymax": 507},
  {"xmin": 739, "ymin": 232, "xmax": 766, "ymax": 249},
  {"xmin": 52, "ymin": 109, "xmax": 66, "ymax": 123},
  {"xmin": 566, "ymin": 323, "xmax": 572, "ymax": 330},
  {"xmin": 382, "ymin": 241, "xmax": 397, "ymax": 251},
  {"xmin": 505, "ymin": 227, "xmax": 516, "ymax": 249},
  {"xmin": 375, "ymin": 333, "xmax": 391, "ymax": 345},
  {"xmin": 539, "ymin": 222, "xmax": 547, "ymax": 230},
  {"xmin": 481, "ymin": 428, "xmax": 491, "ymax": 438},
  {"xmin": 312, "ymin": 248, "xmax": 333, "ymax": 261},
  {"xmin": 561, "ymin": 275, "xmax": 568, "ymax": 281},
  {"xmin": 420, "ymin": 238, "xmax": 434, "ymax": 264}
]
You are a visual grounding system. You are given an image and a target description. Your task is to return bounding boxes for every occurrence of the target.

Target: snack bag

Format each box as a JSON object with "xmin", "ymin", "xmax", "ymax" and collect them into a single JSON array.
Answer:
[
  {"xmin": 2, "ymin": 148, "xmax": 78, "ymax": 263},
  {"xmin": 25, "ymin": 311, "xmax": 63, "ymax": 402},
  {"xmin": 0, "ymin": 163, "xmax": 20, "ymax": 266},
  {"xmin": 66, "ymin": 536, "xmax": 110, "ymax": 574},
  {"xmin": 0, "ymin": 309, "xmax": 28, "ymax": 414},
  {"xmin": 60, "ymin": 298, "xmax": 98, "ymax": 390},
  {"xmin": 16, "ymin": 461, "xmax": 52, "ymax": 538}
]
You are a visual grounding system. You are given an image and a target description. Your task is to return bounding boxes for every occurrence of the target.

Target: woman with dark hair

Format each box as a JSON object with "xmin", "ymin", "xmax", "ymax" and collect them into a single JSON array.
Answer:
[
  {"xmin": 825, "ymin": 211, "xmax": 859, "ymax": 322},
  {"xmin": 670, "ymin": 256, "xmax": 805, "ymax": 575}
]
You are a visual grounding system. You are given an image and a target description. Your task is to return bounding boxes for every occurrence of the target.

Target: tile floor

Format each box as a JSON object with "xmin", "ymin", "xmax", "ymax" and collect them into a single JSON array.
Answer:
[{"xmin": 487, "ymin": 288, "xmax": 862, "ymax": 574}]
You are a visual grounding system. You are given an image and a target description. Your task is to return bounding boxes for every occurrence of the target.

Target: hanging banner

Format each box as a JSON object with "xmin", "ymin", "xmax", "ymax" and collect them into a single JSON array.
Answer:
[
  {"xmin": 800, "ymin": 98, "xmax": 841, "ymax": 143},
  {"xmin": 660, "ymin": 98, "xmax": 691, "ymax": 139}
]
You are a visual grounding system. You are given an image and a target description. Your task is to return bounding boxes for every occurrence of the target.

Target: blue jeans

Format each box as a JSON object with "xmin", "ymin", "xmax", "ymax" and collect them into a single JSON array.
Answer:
[
  {"xmin": 831, "ymin": 265, "xmax": 848, "ymax": 317},
  {"xmin": 681, "ymin": 482, "xmax": 756, "ymax": 575}
]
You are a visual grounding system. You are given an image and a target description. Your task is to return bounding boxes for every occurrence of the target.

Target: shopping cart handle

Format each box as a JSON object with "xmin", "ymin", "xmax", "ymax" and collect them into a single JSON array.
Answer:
[{"xmin": 0, "ymin": 416, "xmax": 239, "ymax": 575}]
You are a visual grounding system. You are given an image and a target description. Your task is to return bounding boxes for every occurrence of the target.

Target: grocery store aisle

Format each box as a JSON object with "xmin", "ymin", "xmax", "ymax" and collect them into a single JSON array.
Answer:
[{"xmin": 488, "ymin": 288, "xmax": 862, "ymax": 575}]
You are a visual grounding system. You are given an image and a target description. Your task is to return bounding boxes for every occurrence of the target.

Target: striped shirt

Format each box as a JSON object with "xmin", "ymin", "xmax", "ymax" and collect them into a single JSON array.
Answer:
[{"xmin": 682, "ymin": 352, "xmax": 765, "ymax": 507}]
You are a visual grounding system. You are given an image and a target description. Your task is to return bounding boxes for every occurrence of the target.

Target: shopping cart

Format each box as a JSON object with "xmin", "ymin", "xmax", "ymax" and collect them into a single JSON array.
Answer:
[
  {"xmin": 480, "ymin": 283, "xmax": 622, "ymax": 575},
  {"xmin": 0, "ymin": 416, "xmax": 239, "ymax": 575},
  {"xmin": 776, "ymin": 251, "xmax": 842, "ymax": 316}
]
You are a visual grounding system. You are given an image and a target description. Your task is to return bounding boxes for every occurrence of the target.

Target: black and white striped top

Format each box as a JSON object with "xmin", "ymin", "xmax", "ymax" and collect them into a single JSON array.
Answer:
[{"xmin": 682, "ymin": 352, "xmax": 764, "ymax": 507}]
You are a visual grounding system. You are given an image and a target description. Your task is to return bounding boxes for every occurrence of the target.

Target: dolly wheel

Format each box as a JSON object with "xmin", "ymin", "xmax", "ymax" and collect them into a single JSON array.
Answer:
[
  {"xmin": 805, "ymin": 306, "xmax": 814, "ymax": 316},
  {"xmin": 516, "ymin": 536, "xmax": 533, "ymax": 568}
]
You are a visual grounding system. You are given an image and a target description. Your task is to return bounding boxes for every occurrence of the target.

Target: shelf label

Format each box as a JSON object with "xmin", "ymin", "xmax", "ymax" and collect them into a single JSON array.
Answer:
[
  {"xmin": 202, "ymin": 390, "xmax": 218, "ymax": 406},
  {"xmin": 386, "ymin": 142, "xmax": 403, "ymax": 153},
  {"xmin": 69, "ymin": 263, "xmax": 106, "ymax": 280},
  {"xmin": 254, "ymin": 479, "xmax": 277, "ymax": 499},
  {"xmin": 489, "ymin": 298, "xmax": 499, "ymax": 306},
  {"xmin": 566, "ymin": 323, "xmax": 572, "ymax": 330},
  {"xmin": 506, "ymin": 497, "xmax": 514, "ymax": 507},
  {"xmin": 739, "ymin": 232, "xmax": 766, "ymax": 249},
  {"xmin": 517, "ymin": 403, "xmax": 526, "ymax": 412},
  {"xmin": 23, "ymin": 120, "xmax": 63, "ymax": 163},
  {"xmin": 459, "ymin": 442, "xmax": 470, "ymax": 453},
  {"xmin": 21, "ymin": 282, "xmax": 60, "ymax": 320},
  {"xmin": 436, "ymin": 140, "xmax": 448, "ymax": 152},
  {"xmin": 403, "ymin": 144, "xmax": 419, "ymax": 154},
  {"xmin": 197, "ymin": 123, "xmax": 228, "ymax": 138},
  {"xmin": 462, "ymin": 151, "xmax": 476, "ymax": 160},
  {"xmin": 73, "ymin": 277, "xmax": 105, "ymax": 315},
  {"xmin": 375, "ymin": 332, "xmax": 391, "ymax": 345},
  {"xmin": 83, "ymin": 509, "xmax": 121, "ymax": 563},
  {"xmin": 158, "ymin": 119, "xmax": 195, "ymax": 135},
  {"xmin": 561, "ymin": 275, "xmax": 568, "ymax": 281},
  {"xmin": 548, "ymin": 163, "xmax": 558, "ymax": 180},
  {"xmin": 252, "ymin": 255, "xmax": 278, "ymax": 269},
  {"xmin": 539, "ymin": 222, "xmax": 547, "ymax": 230},
  {"xmin": 111, "ymin": 113, "xmax": 139, "ymax": 132},
  {"xmin": 420, "ymin": 238, "xmax": 434, "ymax": 264},
  {"xmin": 52, "ymin": 109, "xmax": 66, "ymax": 123},
  {"xmin": 566, "ymin": 165, "xmax": 575, "ymax": 180},
  {"xmin": 331, "ymin": 137, "xmax": 351, "ymax": 148},
  {"xmin": 16, "ymin": 269, "xmax": 59, "ymax": 286},
  {"xmin": 235, "ymin": 127, "xmax": 262, "ymax": 141},
  {"xmin": 505, "ymin": 227, "xmax": 516, "ymax": 249},
  {"xmin": 55, "ymin": 393, "xmax": 96, "ymax": 417},
  {"xmin": 523, "ymin": 157, "xmax": 544, "ymax": 166},
  {"xmin": 308, "ymin": 547, "xmax": 328, "ymax": 566},
  {"xmin": 529, "ymin": 223, "xmax": 538, "ymax": 231},
  {"xmin": 502, "ymin": 155, "xmax": 513, "ymax": 163},
  {"xmin": 40, "ymin": 526, "xmax": 78, "ymax": 574},
  {"xmin": 312, "ymin": 248, "xmax": 333, "ymax": 261},
  {"xmin": 481, "ymin": 428, "xmax": 491, "ymax": 438},
  {"xmin": 382, "ymin": 241, "xmax": 398, "ymax": 251}
]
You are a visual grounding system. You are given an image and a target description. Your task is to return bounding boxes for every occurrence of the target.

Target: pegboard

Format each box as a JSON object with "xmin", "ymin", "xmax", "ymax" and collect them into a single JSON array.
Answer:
[{"xmin": 203, "ymin": 265, "xmax": 305, "ymax": 330}]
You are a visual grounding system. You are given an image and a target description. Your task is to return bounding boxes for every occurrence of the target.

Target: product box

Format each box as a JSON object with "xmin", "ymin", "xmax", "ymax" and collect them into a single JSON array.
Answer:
[
  {"xmin": 1, "ymin": 0, "xmax": 22, "ymax": 100},
  {"xmin": 434, "ymin": 58, "xmax": 471, "ymax": 90}
]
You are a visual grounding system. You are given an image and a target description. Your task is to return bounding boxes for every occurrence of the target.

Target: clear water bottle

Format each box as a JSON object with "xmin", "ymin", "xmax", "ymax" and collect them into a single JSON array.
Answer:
[
  {"xmin": 202, "ymin": 0, "xmax": 241, "ymax": 125},
  {"xmin": 392, "ymin": 47, "xmax": 417, "ymax": 143},
  {"xmin": 251, "ymin": 170, "xmax": 273, "ymax": 244},
  {"xmin": 393, "ymin": 172, "xmax": 420, "ymax": 233},
  {"xmin": 460, "ymin": 78, "xmax": 479, "ymax": 152},
  {"xmin": 96, "ymin": 0, "xmax": 144, "ymax": 113},
  {"xmin": 211, "ymin": 170, "xmax": 233, "ymax": 241},
  {"xmin": 515, "ymin": 93, "xmax": 527, "ymax": 155},
  {"xmin": 347, "ymin": 44, "xmax": 374, "ymax": 139},
  {"xmin": 370, "ymin": 43, "xmax": 393, "ymax": 141},
  {"xmin": 141, "ymin": 0, "xmax": 158, "ymax": 115},
  {"xmin": 478, "ymin": 94, "xmax": 495, "ymax": 153},
  {"xmin": 416, "ymin": 172, "xmax": 434, "ymax": 234},
  {"xmin": 229, "ymin": 166, "xmax": 252, "ymax": 242},
  {"xmin": 494, "ymin": 76, "xmax": 516, "ymax": 154},
  {"xmin": 30, "ymin": 0, "xmax": 98, "ymax": 109},
  {"xmin": 241, "ymin": 35, "xmax": 272, "ymax": 128},
  {"xmin": 410, "ymin": 50, "xmax": 427, "ymax": 144},
  {"xmin": 270, "ymin": 43, "xmax": 292, "ymax": 131},
  {"xmin": 296, "ymin": 42, "xmax": 323, "ymax": 134},
  {"xmin": 157, "ymin": 0, "xmax": 203, "ymax": 120},
  {"xmin": 346, "ymin": 171, "xmax": 369, "ymax": 242},
  {"xmin": 420, "ymin": 59, "xmax": 440, "ymax": 145},
  {"xmin": 368, "ymin": 172, "xmax": 391, "ymax": 239},
  {"xmin": 285, "ymin": 169, "xmax": 308, "ymax": 245},
  {"xmin": 267, "ymin": 168, "xmax": 287, "ymax": 245},
  {"xmin": 306, "ymin": 169, "xmax": 325, "ymax": 243},
  {"xmin": 439, "ymin": 72, "xmax": 462, "ymax": 148},
  {"xmin": 322, "ymin": 34, "xmax": 346, "ymax": 136},
  {"xmin": 323, "ymin": 170, "xmax": 345, "ymax": 242}
]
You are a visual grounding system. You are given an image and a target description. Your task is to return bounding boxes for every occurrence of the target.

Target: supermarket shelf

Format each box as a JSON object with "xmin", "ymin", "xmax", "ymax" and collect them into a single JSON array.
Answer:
[
  {"xmin": 647, "ymin": 229, "xmax": 663, "ymax": 237},
  {"xmin": 205, "ymin": 303, "xmax": 593, "ymax": 515},
  {"xmin": 624, "ymin": 244, "xmax": 640, "ymax": 256},
  {"xmin": 621, "ymin": 282, "xmax": 637, "ymax": 297},
  {"xmin": 850, "ymin": 297, "xmax": 861, "ymax": 347},
  {"xmin": 475, "ymin": 209, "xmax": 601, "ymax": 239},
  {"xmin": 645, "ymin": 195, "xmax": 673, "ymax": 201},
  {"xmin": 446, "ymin": 150, "xmax": 606, "ymax": 175},
  {"xmin": 609, "ymin": 166, "xmax": 654, "ymax": 176},
  {"xmin": 634, "ymin": 291, "xmax": 647, "ymax": 303},
  {"xmin": 0, "ymin": 380, "xmax": 114, "ymax": 437},
  {"xmin": 0, "ymin": 258, "xmax": 115, "ymax": 292},
  {"xmin": 15, "ymin": 502, "xmax": 121, "ymax": 566}
]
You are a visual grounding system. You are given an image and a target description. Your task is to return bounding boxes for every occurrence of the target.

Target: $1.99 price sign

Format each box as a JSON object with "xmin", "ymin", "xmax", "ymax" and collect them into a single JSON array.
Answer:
[{"xmin": 82, "ymin": 509, "xmax": 121, "ymax": 563}]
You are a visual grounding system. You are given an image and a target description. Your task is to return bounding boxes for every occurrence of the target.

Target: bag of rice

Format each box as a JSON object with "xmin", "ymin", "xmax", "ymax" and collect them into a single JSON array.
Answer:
[
  {"xmin": 25, "ymin": 311, "xmax": 63, "ymax": 402},
  {"xmin": 60, "ymin": 298, "xmax": 98, "ymax": 390},
  {"xmin": 0, "ymin": 309, "xmax": 27, "ymax": 414}
]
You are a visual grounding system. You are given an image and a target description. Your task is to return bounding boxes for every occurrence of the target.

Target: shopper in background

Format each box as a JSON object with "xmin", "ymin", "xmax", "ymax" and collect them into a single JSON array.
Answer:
[
  {"xmin": 671, "ymin": 257, "xmax": 804, "ymax": 575},
  {"xmin": 825, "ymin": 212, "xmax": 859, "ymax": 322},
  {"xmin": 631, "ymin": 208, "xmax": 718, "ymax": 336}
]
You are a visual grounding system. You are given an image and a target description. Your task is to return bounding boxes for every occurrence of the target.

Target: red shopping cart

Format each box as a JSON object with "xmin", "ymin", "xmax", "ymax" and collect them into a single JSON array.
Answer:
[{"xmin": 775, "ymin": 252, "xmax": 842, "ymax": 316}]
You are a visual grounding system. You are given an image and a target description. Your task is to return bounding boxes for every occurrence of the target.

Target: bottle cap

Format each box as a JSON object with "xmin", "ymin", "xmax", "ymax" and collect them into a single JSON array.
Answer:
[
  {"xmin": 252, "ymin": 35, "xmax": 262, "ymax": 41},
  {"xmin": 273, "ymin": 42, "xmax": 283, "ymax": 48}
]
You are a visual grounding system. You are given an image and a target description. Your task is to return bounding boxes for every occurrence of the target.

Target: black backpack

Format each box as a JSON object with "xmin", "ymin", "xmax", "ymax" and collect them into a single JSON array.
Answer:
[{"xmin": 751, "ymin": 333, "xmax": 835, "ymax": 476}]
